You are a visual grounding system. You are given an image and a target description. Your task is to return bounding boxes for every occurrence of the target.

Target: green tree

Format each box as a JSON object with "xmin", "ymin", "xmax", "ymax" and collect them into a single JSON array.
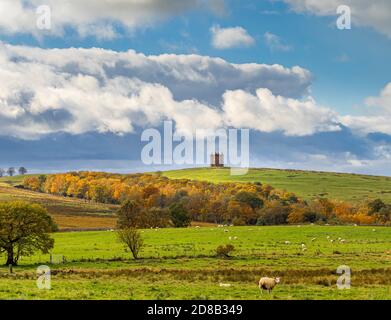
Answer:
[
  {"xmin": 368, "ymin": 199, "xmax": 386, "ymax": 215},
  {"xmin": 118, "ymin": 228, "xmax": 144, "ymax": 259},
  {"xmin": 0, "ymin": 202, "xmax": 56, "ymax": 266},
  {"xmin": 169, "ymin": 202, "xmax": 191, "ymax": 228},
  {"xmin": 117, "ymin": 200, "xmax": 142, "ymax": 228},
  {"xmin": 7, "ymin": 167, "xmax": 15, "ymax": 177},
  {"xmin": 234, "ymin": 191, "xmax": 264, "ymax": 210},
  {"xmin": 18, "ymin": 167, "xmax": 27, "ymax": 175}
]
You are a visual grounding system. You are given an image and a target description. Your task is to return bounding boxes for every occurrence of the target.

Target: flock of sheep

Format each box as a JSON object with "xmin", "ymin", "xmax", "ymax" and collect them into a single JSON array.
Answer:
[{"xmin": 211, "ymin": 226, "xmax": 355, "ymax": 296}]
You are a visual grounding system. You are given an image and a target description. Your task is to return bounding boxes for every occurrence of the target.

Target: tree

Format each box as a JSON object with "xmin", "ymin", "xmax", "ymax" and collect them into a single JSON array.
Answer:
[
  {"xmin": 234, "ymin": 191, "xmax": 264, "ymax": 210},
  {"xmin": 117, "ymin": 200, "xmax": 142, "ymax": 228},
  {"xmin": 0, "ymin": 169, "xmax": 5, "ymax": 177},
  {"xmin": 118, "ymin": 228, "xmax": 143, "ymax": 259},
  {"xmin": 0, "ymin": 202, "xmax": 57, "ymax": 266},
  {"xmin": 18, "ymin": 167, "xmax": 27, "ymax": 175},
  {"xmin": 169, "ymin": 202, "xmax": 191, "ymax": 228},
  {"xmin": 368, "ymin": 199, "xmax": 386, "ymax": 215},
  {"xmin": 7, "ymin": 167, "xmax": 15, "ymax": 177}
]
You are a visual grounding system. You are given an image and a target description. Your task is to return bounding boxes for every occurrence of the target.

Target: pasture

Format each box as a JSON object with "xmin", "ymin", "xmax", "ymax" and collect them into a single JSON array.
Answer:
[{"xmin": 0, "ymin": 225, "xmax": 390, "ymax": 300}]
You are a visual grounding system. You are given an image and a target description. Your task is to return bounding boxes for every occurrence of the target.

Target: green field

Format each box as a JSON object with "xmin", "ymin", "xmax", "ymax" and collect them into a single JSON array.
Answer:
[
  {"xmin": 0, "ymin": 225, "xmax": 390, "ymax": 300},
  {"xmin": 164, "ymin": 168, "xmax": 391, "ymax": 203}
]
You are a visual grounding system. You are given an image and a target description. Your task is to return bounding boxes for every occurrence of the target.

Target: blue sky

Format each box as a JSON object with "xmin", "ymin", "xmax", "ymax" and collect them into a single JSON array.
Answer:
[{"xmin": 0, "ymin": 0, "xmax": 390, "ymax": 175}]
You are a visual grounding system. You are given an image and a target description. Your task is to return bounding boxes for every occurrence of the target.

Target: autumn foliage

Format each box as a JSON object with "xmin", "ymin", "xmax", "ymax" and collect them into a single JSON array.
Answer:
[{"xmin": 23, "ymin": 172, "xmax": 390, "ymax": 226}]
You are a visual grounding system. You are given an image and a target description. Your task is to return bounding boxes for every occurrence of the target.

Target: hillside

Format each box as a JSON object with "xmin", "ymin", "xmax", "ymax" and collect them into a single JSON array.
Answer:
[
  {"xmin": 163, "ymin": 168, "xmax": 391, "ymax": 204},
  {"xmin": 0, "ymin": 175, "xmax": 117, "ymax": 230}
]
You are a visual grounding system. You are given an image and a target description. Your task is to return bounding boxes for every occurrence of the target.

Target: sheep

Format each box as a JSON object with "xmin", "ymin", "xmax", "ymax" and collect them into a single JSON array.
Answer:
[
  {"xmin": 284, "ymin": 241, "xmax": 291, "ymax": 245},
  {"xmin": 311, "ymin": 238, "xmax": 317, "ymax": 242},
  {"xmin": 259, "ymin": 277, "xmax": 280, "ymax": 294},
  {"xmin": 340, "ymin": 239, "xmax": 346, "ymax": 243},
  {"xmin": 234, "ymin": 236, "xmax": 238, "ymax": 240},
  {"xmin": 224, "ymin": 229, "xmax": 229, "ymax": 233},
  {"xmin": 219, "ymin": 283, "xmax": 231, "ymax": 287}
]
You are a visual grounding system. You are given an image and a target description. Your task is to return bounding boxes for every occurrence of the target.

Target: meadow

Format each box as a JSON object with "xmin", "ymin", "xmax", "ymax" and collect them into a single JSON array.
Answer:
[
  {"xmin": 0, "ymin": 171, "xmax": 390, "ymax": 300},
  {"xmin": 0, "ymin": 225, "xmax": 390, "ymax": 300},
  {"xmin": 164, "ymin": 168, "xmax": 391, "ymax": 204}
]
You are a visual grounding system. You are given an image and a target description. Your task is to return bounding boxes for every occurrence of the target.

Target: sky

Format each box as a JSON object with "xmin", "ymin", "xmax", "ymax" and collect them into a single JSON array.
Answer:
[{"xmin": 0, "ymin": 0, "xmax": 390, "ymax": 175}]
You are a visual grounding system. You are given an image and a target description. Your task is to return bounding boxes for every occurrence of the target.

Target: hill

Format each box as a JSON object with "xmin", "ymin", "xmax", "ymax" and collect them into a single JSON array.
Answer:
[
  {"xmin": 0, "ymin": 175, "xmax": 117, "ymax": 230},
  {"xmin": 163, "ymin": 168, "xmax": 391, "ymax": 204}
]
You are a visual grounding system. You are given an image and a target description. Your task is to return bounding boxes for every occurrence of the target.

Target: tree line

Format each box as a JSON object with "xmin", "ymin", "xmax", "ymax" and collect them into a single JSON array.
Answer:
[
  {"xmin": 23, "ymin": 172, "xmax": 391, "ymax": 226},
  {"xmin": 0, "ymin": 167, "xmax": 27, "ymax": 177}
]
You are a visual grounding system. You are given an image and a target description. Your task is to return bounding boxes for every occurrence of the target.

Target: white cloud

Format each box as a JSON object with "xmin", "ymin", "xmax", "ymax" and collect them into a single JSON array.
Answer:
[
  {"xmin": 264, "ymin": 32, "xmax": 292, "ymax": 52},
  {"xmin": 340, "ymin": 83, "xmax": 391, "ymax": 135},
  {"xmin": 0, "ymin": 43, "xmax": 336, "ymax": 139},
  {"xmin": 210, "ymin": 25, "xmax": 255, "ymax": 49},
  {"xmin": 0, "ymin": 0, "xmax": 226, "ymax": 38},
  {"xmin": 283, "ymin": 0, "xmax": 391, "ymax": 38},
  {"xmin": 222, "ymin": 88, "xmax": 340, "ymax": 136}
]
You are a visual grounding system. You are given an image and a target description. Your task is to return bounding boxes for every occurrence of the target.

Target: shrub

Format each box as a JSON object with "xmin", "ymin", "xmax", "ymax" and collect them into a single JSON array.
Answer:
[
  {"xmin": 118, "ymin": 228, "xmax": 144, "ymax": 259},
  {"xmin": 216, "ymin": 244, "xmax": 235, "ymax": 258}
]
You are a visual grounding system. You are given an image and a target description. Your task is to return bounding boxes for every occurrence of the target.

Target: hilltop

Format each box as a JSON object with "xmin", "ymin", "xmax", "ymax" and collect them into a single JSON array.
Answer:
[{"xmin": 163, "ymin": 167, "xmax": 391, "ymax": 204}]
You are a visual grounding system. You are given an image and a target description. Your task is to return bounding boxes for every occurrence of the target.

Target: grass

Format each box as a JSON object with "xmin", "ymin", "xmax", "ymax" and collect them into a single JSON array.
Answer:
[
  {"xmin": 163, "ymin": 168, "xmax": 391, "ymax": 203},
  {"xmin": 0, "ymin": 225, "xmax": 390, "ymax": 300}
]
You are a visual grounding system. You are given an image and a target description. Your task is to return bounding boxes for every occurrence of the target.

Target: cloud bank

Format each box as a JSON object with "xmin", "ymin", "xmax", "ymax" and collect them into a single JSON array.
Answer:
[
  {"xmin": 283, "ymin": 0, "xmax": 391, "ymax": 38},
  {"xmin": 0, "ymin": 43, "xmax": 319, "ymax": 139},
  {"xmin": 0, "ymin": 0, "xmax": 226, "ymax": 38}
]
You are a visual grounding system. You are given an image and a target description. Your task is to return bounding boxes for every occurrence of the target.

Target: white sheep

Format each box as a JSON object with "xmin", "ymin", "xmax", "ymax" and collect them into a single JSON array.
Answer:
[
  {"xmin": 259, "ymin": 277, "xmax": 280, "ymax": 294},
  {"xmin": 311, "ymin": 238, "xmax": 316, "ymax": 242},
  {"xmin": 340, "ymin": 239, "xmax": 346, "ymax": 243},
  {"xmin": 284, "ymin": 241, "xmax": 291, "ymax": 245},
  {"xmin": 219, "ymin": 283, "xmax": 231, "ymax": 287}
]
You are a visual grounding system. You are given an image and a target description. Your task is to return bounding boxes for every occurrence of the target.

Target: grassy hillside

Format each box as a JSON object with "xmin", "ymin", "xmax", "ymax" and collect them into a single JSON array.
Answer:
[
  {"xmin": 0, "ymin": 175, "xmax": 117, "ymax": 230},
  {"xmin": 164, "ymin": 168, "xmax": 391, "ymax": 204},
  {"xmin": 0, "ymin": 225, "xmax": 389, "ymax": 299}
]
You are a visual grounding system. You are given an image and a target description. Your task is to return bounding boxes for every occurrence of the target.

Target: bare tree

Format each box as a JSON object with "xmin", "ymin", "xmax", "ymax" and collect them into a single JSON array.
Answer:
[
  {"xmin": 0, "ymin": 169, "xmax": 5, "ymax": 177},
  {"xmin": 7, "ymin": 167, "xmax": 15, "ymax": 177},
  {"xmin": 118, "ymin": 228, "xmax": 144, "ymax": 259},
  {"xmin": 18, "ymin": 167, "xmax": 27, "ymax": 175}
]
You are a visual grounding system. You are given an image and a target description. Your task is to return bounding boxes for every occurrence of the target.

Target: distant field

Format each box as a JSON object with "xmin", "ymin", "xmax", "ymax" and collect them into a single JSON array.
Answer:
[
  {"xmin": 164, "ymin": 168, "xmax": 391, "ymax": 204},
  {"xmin": 0, "ymin": 225, "xmax": 390, "ymax": 299},
  {"xmin": 0, "ymin": 175, "xmax": 117, "ymax": 230}
]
